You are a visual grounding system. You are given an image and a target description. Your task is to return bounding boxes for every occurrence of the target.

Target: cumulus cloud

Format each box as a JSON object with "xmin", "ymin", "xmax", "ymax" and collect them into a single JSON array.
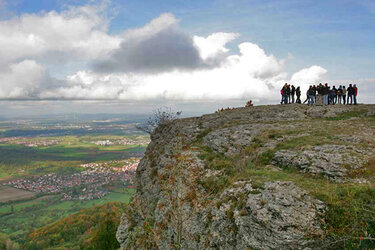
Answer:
[
  {"xmin": 193, "ymin": 32, "xmax": 239, "ymax": 61},
  {"xmin": 0, "ymin": 60, "xmax": 47, "ymax": 99},
  {"xmin": 93, "ymin": 13, "xmax": 237, "ymax": 73},
  {"xmin": 290, "ymin": 65, "xmax": 328, "ymax": 85},
  {"xmin": 0, "ymin": 2, "xmax": 120, "ymax": 65},
  {"xmin": 0, "ymin": 5, "xmax": 337, "ymax": 104},
  {"xmin": 228, "ymin": 42, "xmax": 285, "ymax": 80},
  {"xmin": 41, "ymin": 41, "xmax": 292, "ymax": 101}
]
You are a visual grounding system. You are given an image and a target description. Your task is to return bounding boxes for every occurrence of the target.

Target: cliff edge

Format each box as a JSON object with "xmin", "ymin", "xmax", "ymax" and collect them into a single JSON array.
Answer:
[{"xmin": 117, "ymin": 104, "xmax": 375, "ymax": 249}]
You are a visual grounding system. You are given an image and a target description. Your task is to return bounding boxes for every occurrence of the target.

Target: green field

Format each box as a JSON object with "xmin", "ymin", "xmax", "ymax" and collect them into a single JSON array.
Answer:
[
  {"xmin": 0, "ymin": 119, "xmax": 147, "ymax": 247},
  {"xmin": 0, "ymin": 134, "xmax": 148, "ymax": 180},
  {"xmin": 0, "ymin": 189, "xmax": 135, "ymax": 244}
]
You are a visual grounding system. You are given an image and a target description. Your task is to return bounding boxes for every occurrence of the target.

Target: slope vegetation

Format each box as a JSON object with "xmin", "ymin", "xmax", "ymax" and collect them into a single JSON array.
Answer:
[
  {"xmin": 117, "ymin": 104, "xmax": 375, "ymax": 249},
  {"xmin": 27, "ymin": 202, "xmax": 126, "ymax": 250}
]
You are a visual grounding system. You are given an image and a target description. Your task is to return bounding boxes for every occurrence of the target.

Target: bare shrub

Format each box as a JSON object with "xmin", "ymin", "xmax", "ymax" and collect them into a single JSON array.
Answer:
[
  {"xmin": 136, "ymin": 107, "xmax": 182, "ymax": 134},
  {"xmin": 246, "ymin": 100, "xmax": 253, "ymax": 107}
]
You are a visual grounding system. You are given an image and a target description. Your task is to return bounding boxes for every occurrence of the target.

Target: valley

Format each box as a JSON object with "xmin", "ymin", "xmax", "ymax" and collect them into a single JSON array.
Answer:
[{"xmin": 0, "ymin": 115, "xmax": 148, "ymax": 247}]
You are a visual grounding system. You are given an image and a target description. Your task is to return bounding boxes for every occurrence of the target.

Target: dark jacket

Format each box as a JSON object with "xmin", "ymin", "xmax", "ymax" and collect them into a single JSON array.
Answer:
[
  {"xmin": 307, "ymin": 88, "xmax": 314, "ymax": 96},
  {"xmin": 322, "ymin": 86, "xmax": 330, "ymax": 95},
  {"xmin": 347, "ymin": 86, "xmax": 355, "ymax": 95},
  {"xmin": 296, "ymin": 88, "xmax": 301, "ymax": 97},
  {"xmin": 312, "ymin": 86, "xmax": 317, "ymax": 95}
]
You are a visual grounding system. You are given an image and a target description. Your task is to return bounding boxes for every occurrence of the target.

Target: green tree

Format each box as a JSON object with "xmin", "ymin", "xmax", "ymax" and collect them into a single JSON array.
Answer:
[{"xmin": 90, "ymin": 219, "xmax": 120, "ymax": 250}]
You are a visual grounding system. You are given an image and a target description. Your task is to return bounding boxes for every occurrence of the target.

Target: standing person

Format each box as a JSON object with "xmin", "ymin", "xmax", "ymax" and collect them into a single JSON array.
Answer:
[
  {"xmin": 354, "ymin": 84, "xmax": 358, "ymax": 105},
  {"xmin": 347, "ymin": 84, "xmax": 355, "ymax": 105},
  {"xmin": 342, "ymin": 85, "xmax": 347, "ymax": 105},
  {"xmin": 291, "ymin": 85, "xmax": 296, "ymax": 103},
  {"xmin": 281, "ymin": 83, "xmax": 288, "ymax": 104},
  {"xmin": 337, "ymin": 85, "xmax": 343, "ymax": 104},
  {"xmin": 317, "ymin": 83, "xmax": 323, "ymax": 94},
  {"xmin": 329, "ymin": 86, "xmax": 333, "ymax": 104},
  {"xmin": 313, "ymin": 85, "xmax": 317, "ymax": 103},
  {"xmin": 315, "ymin": 83, "xmax": 323, "ymax": 105},
  {"xmin": 296, "ymin": 86, "xmax": 301, "ymax": 104},
  {"xmin": 322, "ymin": 83, "xmax": 329, "ymax": 106},
  {"xmin": 303, "ymin": 89, "xmax": 309, "ymax": 104},
  {"xmin": 286, "ymin": 85, "xmax": 291, "ymax": 104},
  {"xmin": 332, "ymin": 86, "xmax": 337, "ymax": 104},
  {"xmin": 307, "ymin": 86, "xmax": 315, "ymax": 107}
]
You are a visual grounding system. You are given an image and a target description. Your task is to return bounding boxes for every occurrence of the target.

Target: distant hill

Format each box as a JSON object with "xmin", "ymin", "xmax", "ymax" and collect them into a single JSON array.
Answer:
[
  {"xmin": 26, "ymin": 202, "xmax": 126, "ymax": 250},
  {"xmin": 117, "ymin": 104, "xmax": 375, "ymax": 249}
]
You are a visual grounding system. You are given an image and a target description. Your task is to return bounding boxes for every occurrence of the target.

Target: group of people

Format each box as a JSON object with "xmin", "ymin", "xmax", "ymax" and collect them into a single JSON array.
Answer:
[{"xmin": 281, "ymin": 83, "xmax": 358, "ymax": 106}]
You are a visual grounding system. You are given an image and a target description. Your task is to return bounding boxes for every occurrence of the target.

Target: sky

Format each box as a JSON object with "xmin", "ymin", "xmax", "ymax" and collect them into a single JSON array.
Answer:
[{"xmin": 0, "ymin": 0, "xmax": 374, "ymax": 117}]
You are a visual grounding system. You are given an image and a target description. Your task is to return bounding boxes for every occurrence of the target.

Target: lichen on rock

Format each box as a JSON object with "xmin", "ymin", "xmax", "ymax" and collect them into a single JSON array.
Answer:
[
  {"xmin": 117, "ymin": 104, "xmax": 375, "ymax": 249},
  {"xmin": 272, "ymin": 144, "xmax": 373, "ymax": 182}
]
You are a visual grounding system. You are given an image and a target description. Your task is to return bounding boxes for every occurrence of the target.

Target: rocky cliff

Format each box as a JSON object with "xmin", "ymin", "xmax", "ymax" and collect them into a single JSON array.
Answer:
[{"xmin": 117, "ymin": 104, "xmax": 375, "ymax": 249}]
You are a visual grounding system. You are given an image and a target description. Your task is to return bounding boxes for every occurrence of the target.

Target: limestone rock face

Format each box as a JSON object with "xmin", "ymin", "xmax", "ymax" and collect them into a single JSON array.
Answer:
[
  {"xmin": 117, "ymin": 104, "xmax": 375, "ymax": 249},
  {"xmin": 209, "ymin": 181, "xmax": 325, "ymax": 249},
  {"xmin": 203, "ymin": 124, "xmax": 272, "ymax": 155},
  {"xmin": 273, "ymin": 145, "xmax": 373, "ymax": 182}
]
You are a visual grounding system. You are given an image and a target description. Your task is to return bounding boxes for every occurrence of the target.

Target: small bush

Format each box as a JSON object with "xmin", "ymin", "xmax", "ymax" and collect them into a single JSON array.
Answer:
[{"xmin": 136, "ymin": 107, "xmax": 182, "ymax": 134}]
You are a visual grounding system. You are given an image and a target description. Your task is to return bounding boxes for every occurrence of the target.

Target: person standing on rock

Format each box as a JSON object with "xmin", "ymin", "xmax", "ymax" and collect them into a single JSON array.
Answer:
[
  {"xmin": 354, "ymin": 84, "xmax": 358, "ymax": 105},
  {"xmin": 287, "ymin": 84, "xmax": 291, "ymax": 104},
  {"xmin": 281, "ymin": 83, "xmax": 288, "ymax": 104},
  {"xmin": 291, "ymin": 85, "xmax": 296, "ymax": 103},
  {"xmin": 307, "ymin": 86, "xmax": 315, "ymax": 106},
  {"xmin": 347, "ymin": 84, "xmax": 355, "ymax": 105},
  {"xmin": 322, "ymin": 83, "xmax": 329, "ymax": 106},
  {"xmin": 337, "ymin": 85, "xmax": 343, "ymax": 104},
  {"xmin": 296, "ymin": 86, "xmax": 301, "ymax": 104},
  {"xmin": 331, "ymin": 86, "xmax": 338, "ymax": 104},
  {"xmin": 342, "ymin": 85, "xmax": 347, "ymax": 105},
  {"xmin": 315, "ymin": 83, "xmax": 324, "ymax": 106},
  {"xmin": 280, "ymin": 87, "xmax": 284, "ymax": 104},
  {"xmin": 303, "ymin": 89, "xmax": 309, "ymax": 104}
]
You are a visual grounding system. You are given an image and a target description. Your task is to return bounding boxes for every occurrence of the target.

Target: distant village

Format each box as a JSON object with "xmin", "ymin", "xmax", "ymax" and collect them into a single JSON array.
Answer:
[
  {"xmin": 91, "ymin": 137, "xmax": 151, "ymax": 146},
  {"xmin": 5, "ymin": 158, "xmax": 139, "ymax": 200},
  {"xmin": 0, "ymin": 136, "xmax": 150, "ymax": 147},
  {"xmin": 0, "ymin": 137, "xmax": 61, "ymax": 147}
]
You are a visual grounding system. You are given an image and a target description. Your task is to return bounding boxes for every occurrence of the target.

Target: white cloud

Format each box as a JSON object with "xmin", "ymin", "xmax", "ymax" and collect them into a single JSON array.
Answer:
[
  {"xmin": 193, "ymin": 32, "xmax": 239, "ymax": 60},
  {"xmin": 290, "ymin": 65, "xmax": 328, "ymax": 88},
  {"xmin": 228, "ymin": 42, "xmax": 285, "ymax": 80},
  {"xmin": 0, "ymin": 60, "xmax": 47, "ymax": 98},
  {"xmin": 41, "ymin": 41, "xmax": 294, "ymax": 102},
  {"xmin": 93, "ymin": 13, "xmax": 231, "ymax": 73},
  {"xmin": 123, "ymin": 12, "xmax": 178, "ymax": 40},
  {"xmin": 0, "ymin": 2, "xmax": 121, "ymax": 65},
  {"xmin": 0, "ymin": 6, "xmax": 341, "ymax": 105}
]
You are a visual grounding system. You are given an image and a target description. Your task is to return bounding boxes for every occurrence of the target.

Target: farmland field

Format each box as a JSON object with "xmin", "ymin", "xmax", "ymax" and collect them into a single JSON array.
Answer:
[
  {"xmin": 0, "ymin": 114, "xmax": 148, "ymax": 247},
  {"xmin": 0, "ymin": 189, "xmax": 135, "ymax": 242},
  {"xmin": 0, "ymin": 134, "xmax": 148, "ymax": 180},
  {"xmin": 0, "ymin": 186, "xmax": 37, "ymax": 203}
]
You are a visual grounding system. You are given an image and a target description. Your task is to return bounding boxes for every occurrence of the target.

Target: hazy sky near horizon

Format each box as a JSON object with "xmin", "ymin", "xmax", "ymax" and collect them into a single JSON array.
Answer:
[{"xmin": 0, "ymin": 0, "xmax": 374, "ymax": 116}]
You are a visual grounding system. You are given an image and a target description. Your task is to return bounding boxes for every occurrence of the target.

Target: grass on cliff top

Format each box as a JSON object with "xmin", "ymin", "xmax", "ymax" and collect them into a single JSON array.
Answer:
[
  {"xmin": 325, "ymin": 109, "xmax": 371, "ymax": 121},
  {"xmin": 195, "ymin": 116, "xmax": 375, "ymax": 248}
]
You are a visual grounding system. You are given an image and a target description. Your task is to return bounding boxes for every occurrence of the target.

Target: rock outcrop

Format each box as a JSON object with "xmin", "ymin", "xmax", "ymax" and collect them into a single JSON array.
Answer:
[
  {"xmin": 117, "ymin": 104, "xmax": 375, "ymax": 249},
  {"xmin": 272, "ymin": 145, "xmax": 372, "ymax": 183}
]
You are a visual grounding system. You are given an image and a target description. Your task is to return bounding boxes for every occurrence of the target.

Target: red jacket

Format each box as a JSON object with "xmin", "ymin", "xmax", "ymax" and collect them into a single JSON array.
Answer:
[{"xmin": 354, "ymin": 86, "xmax": 358, "ymax": 96}]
